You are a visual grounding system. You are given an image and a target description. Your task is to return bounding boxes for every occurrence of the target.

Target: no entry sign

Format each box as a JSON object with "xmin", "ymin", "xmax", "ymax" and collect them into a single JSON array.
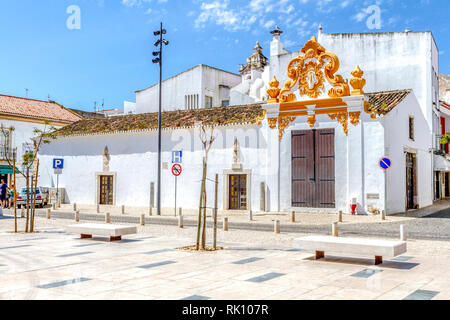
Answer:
[{"xmin": 172, "ymin": 164, "xmax": 182, "ymax": 177}]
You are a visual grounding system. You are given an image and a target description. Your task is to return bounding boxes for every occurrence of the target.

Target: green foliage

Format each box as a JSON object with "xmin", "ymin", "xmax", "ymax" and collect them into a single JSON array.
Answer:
[{"xmin": 440, "ymin": 131, "xmax": 450, "ymax": 145}]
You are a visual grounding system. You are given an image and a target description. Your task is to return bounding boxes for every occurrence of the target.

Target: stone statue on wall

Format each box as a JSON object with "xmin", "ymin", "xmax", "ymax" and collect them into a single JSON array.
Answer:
[
  {"xmin": 103, "ymin": 146, "xmax": 110, "ymax": 172},
  {"xmin": 232, "ymin": 138, "xmax": 242, "ymax": 170},
  {"xmin": 233, "ymin": 138, "xmax": 240, "ymax": 164}
]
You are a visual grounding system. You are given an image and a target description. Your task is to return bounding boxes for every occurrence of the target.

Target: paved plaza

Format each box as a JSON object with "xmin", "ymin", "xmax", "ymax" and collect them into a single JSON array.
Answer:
[{"xmin": 1, "ymin": 213, "xmax": 450, "ymax": 300}]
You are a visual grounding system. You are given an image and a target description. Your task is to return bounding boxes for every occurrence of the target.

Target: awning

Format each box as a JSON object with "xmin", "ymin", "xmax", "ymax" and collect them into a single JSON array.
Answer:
[
  {"xmin": 0, "ymin": 165, "xmax": 20, "ymax": 174},
  {"xmin": 434, "ymin": 154, "xmax": 450, "ymax": 172}
]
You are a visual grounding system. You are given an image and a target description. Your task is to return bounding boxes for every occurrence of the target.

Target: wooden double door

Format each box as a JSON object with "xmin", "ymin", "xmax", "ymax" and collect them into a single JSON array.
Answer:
[{"xmin": 291, "ymin": 129, "xmax": 335, "ymax": 208}]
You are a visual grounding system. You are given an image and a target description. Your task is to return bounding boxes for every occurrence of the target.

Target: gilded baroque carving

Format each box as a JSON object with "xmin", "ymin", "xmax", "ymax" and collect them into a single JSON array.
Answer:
[
  {"xmin": 256, "ymin": 109, "xmax": 267, "ymax": 125},
  {"xmin": 350, "ymin": 65, "xmax": 366, "ymax": 96},
  {"xmin": 364, "ymin": 101, "xmax": 378, "ymax": 119},
  {"xmin": 268, "ymin": 117, "xmax": 278, "ymax": 129},
  {"xmin": 277, "ymin": 36, "xmax": 350, "ymax": 102},
  {"xmin": 307, "ymin": 115, "xmax": 316, "ymax": 128},
  {"xmin": 278, "ymin": 116, "xmax": 296, "ymax": 141},
  {"xmin": 349, "ymin": 111, "xmax": 361, "ymax": 126},
  {"xmin": 267, "ymin": 76, "xmax": 281, "ymax": 103},
  {"xmin": 329, "ymin": 112, "xmax": 349, "ymax": 136}
]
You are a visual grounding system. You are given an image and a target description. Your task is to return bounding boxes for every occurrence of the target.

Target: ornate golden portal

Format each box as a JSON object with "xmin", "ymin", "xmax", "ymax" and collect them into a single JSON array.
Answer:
[{"xmin": 265, "ymin": 36, "xmax": 374, "ymax": 140}]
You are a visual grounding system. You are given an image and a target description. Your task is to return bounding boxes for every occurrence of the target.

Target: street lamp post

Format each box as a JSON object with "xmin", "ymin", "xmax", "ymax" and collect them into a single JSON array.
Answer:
[{"xmin": 152, "ymin": 22, "xmax": 169, "ymax": 216}]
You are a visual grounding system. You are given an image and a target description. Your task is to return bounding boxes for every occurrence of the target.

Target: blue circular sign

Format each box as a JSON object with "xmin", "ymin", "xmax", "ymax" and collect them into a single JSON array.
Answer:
[{"xmin": 379, "ymin": 157, "xmax": 392, "ymax": 170}]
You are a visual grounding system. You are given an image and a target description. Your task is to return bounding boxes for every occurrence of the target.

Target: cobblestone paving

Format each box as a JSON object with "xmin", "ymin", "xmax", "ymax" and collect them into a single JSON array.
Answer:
[{"xmin": 1, "ymin": 216, "xmax": 450, "ymax": 300}]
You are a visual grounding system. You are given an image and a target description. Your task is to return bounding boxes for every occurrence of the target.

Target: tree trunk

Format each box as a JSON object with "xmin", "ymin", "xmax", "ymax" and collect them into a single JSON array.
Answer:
[
  {"xmin": 201, "ymin": 155, "xmax": 209, "ymax": 250},
  {"xmin": 30, "ymin": 159, "xmax": 39, "ymax": 233},
  {"xmin": 213, "ymin": 174, "xmax": 218, "ymax": 250},
  {"xmin": 196, "ymin": 158, "xmax": 206, "ymax": 250},
  {"xmin": 201, "ymin": 186, "xmax": 207, "ymax": 250},
  {"xmin": 25, "ymin": 168, "xmax": 30, "ymax": 233},
  {"xmin": 13, "ymin": 157, "xmax": 17, "ymax": 233}
]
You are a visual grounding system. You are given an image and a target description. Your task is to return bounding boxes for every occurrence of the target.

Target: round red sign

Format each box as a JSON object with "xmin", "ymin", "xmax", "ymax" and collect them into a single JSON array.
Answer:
[{"xmin": 172, "ymin": 164, "xmax": 182, "ymax": 176}]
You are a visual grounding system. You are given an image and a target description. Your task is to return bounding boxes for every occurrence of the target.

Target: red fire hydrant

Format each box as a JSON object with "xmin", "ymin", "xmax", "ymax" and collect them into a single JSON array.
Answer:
[{"xmin": 350, "ymin": 198, "xmax": 357, "ymax": 215}]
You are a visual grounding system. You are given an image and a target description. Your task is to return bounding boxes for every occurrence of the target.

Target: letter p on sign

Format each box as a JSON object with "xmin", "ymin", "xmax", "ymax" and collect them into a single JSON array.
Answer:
[{"xmin": 53, "ymin": 159, "xmax": 64, "ymax": 169}]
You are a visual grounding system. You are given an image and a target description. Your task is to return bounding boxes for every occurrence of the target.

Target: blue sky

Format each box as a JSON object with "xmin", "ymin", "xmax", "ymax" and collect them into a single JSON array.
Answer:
[{"xmin": 0, "ymin": 0, "xmax": 448, "ymax": 111}]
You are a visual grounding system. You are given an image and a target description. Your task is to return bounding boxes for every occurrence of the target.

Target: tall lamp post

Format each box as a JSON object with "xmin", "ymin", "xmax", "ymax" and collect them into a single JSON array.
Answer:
[{"xmin": 152, "ymin": 22, "xmax": 169, "ymax": 216}]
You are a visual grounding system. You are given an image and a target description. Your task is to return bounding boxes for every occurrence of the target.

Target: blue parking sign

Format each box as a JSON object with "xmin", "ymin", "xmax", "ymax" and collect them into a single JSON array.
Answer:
[
  {"xmin": 172, "ymin": 151, "xmax": 182, "ymax": 164},
  {"xmin": 53, "ymin": 158, "xmax": 64, "ymax": 169}
]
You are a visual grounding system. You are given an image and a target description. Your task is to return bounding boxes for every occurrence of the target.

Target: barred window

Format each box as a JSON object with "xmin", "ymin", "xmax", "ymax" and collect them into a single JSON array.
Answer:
[{"xmin": 409, "ymin": 116, "xmax": 414, "ymax": 141}]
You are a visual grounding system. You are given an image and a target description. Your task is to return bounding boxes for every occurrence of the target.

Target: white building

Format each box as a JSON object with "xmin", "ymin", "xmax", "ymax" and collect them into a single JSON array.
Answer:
[
  {"xmin": 38, "ymin": 35, "xmax": 433, "ymax": 215},
  {"xmin": 135, "ymin": 64, "xmax": 241, "ymax": 114},
  {"xmin": 0, "ymin": 94, "xmax": 82, "ymax": 189}
]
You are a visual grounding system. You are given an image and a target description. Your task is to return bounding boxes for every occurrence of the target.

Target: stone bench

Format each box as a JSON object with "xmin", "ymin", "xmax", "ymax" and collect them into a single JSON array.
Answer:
[
  {"xmin": 294, "ymin": 235, "xmax": 407, "ymax": 265},
  {"xmin": 66, "ymin": 223, "xmax": 137, "ymax": 242}
]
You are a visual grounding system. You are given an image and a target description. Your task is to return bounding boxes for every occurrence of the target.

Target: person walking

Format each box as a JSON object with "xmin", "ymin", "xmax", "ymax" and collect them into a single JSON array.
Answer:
[
  {"xmin": 8, "ymin": 185, "xmax": 14, "ymax": 209},
  {"xmin": 0, "ymin": 179, "xmax": 8, "ymax": 209}
]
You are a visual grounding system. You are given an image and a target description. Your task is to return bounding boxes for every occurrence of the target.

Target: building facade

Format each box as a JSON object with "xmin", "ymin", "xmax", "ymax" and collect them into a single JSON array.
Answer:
[
  {"xmin": 0, "ymin": 94, "xmax": 82, "ymax": 189},
  {"xmin": 135, "ymin": 64, "xmax": 241, "ymax": 114},
  {"xmin": 38, "ymin": 36, "xmax": 432, "ymax": 215}
]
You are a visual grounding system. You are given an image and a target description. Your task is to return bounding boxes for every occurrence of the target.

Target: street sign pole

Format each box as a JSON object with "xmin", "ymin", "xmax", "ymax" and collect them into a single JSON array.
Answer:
[
  {"xmin": 171, "ymin": 163, "xmax": 182, "ymax": 217},
  {"xmin": 174, "ymin": 175, "xmax": 177, "ymax": 217},
  {"xmin": 56, "ymin": 172, "xmax": 59, "ymax": 206}
]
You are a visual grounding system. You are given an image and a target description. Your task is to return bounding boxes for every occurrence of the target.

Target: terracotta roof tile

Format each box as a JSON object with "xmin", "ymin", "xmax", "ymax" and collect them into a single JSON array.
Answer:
[
  {"xmin": 56, "ymin": 89, "xmax": 413, "ymax": 137},
  {"xmin": 366, "ymin": 89, "xmax": 412, "ymax": 114},
  {"xmin": 57, "ymin": 104, "xmax": 265, "ymax": 136},
  {"xmin": 0, "ymin": 94, "xmax": 82, "ymax": 123}
]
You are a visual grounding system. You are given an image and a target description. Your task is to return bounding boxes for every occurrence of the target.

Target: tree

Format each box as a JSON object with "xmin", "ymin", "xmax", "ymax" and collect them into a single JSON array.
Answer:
[
  {"xmin": 0, "ymin": 123, "xmax": 56, "ymax": 233},
  {"xmin": 196, "ymin": 124, "xmax": 216, "ymax": 250}
]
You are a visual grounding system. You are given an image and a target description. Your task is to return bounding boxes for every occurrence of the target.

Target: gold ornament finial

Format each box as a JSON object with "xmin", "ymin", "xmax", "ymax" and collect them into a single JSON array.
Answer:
[
  {"xmin": 267, "ymin": 76, "xmax": 281, "ymax": 103},
  {"xmin": 350, "ymin": 65, "xmax": 366, "ymax": 96},
  {"xmin": 278, "ymin": 35, "xmax": 350, "ymax": 101}
]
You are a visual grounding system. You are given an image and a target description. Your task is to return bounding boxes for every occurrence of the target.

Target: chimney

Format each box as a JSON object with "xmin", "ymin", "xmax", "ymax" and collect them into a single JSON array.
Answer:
[{"xmin": 270, "ymin": 26, "xmax": 284, "ymax": 57}]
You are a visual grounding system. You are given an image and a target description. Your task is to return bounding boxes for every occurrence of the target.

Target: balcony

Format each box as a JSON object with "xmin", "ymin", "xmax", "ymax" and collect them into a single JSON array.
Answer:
[{"xmin": 0, "ymin": 148, "xmax": 17, "ymax": 161}]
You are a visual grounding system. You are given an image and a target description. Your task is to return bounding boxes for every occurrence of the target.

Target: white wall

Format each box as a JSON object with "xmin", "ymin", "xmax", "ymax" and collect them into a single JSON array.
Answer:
[
  {"xmin": 39, "ymin": 124, "xmax": 269, "ymax": 211},
  {"xmin": 384, "ymin": 92, "xmax": 433, "ymax": 213},
  {"xmin": 318, "ymin": 32, "xmax": 435, "ymax": 129},
  {"xmin": 135, "ymin": 65, "xmax": 241, "ymax": 114},
  {"xmin": 0, "ymin": 118, "xmax": 65, "ymax": 189},
  {"xmin": 278, "ymin": 111, "xmax": 385, "ymax": 214}
]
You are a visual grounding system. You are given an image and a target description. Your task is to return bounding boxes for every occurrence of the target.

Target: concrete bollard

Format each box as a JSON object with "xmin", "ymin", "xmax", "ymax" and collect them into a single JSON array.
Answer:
[
  {"xmin": 332, "ymin": 222, "xmax": 338, "ymax": 237},
  {"xmin": 96, "ymin": 204, "xmax": 100, "ymax": 214},
  {"xmin": 178, "ymin": 215, "xmax": 184, "ymax": 228},
  {"xmin": 248, "ymin": 210, "xmax": 253, "ymax": 221},
  {"xmin": 149, "ymin": 207, "xmax": 153, "ymax": 216},
  {"xmin": 75, "ymin": 211, "xmax": 80, "ymax": 222},
  {"xmin": 0, "ymin": 207, "xmax": 3, "ymax": 217},
  {"xmin": 105, "ymin": 212, "xmax": 110, "ymax": 224},
  {"xmin": 57, "ymin": 199, "xmax": 61, "ymax": 208},
  {"xmin": 73, "ymin": 203, "xmax": 77, "ymax": 212},
  {"xmin": 400, "ymin": 225, "xmax": 406, "ymax": 241},
  {"xmin": 178, "ymin": 207, "xmax": 182, "ymax": 217},
  {"xmin": 338, "ymin": 211, "xmax": 343, "ymax": 223},
  {"xmin": 121, "ymin": 205, "xmax": 125, "ymax": 215},
  {"xmin": 223, "ymin": 217, "xmax": 229, "ymax": 231},
  {"xmin": 140, "ymin": 214, "xmax": 145, "ymax": 226},
  {"xmin": 52, "ymin": 203, "xmax": 56, "ymax": 210},
  {"xmin": 46, "ymin": 209, "xmax": 51, "ymax": 219},
  {"xmin": 274, "ymin": 220, "xmax": 281, "ymax": 234},
  {"xmin": 21, "ymin": 208, "xmax": 25, "ymax": 218},
  {"xmin": 381, "ymin": 210, "xmax": 386, "ymax": 221},
  {"xmin": 290, "ymin": 211, "xmax": 296, "ymax": 223}
]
